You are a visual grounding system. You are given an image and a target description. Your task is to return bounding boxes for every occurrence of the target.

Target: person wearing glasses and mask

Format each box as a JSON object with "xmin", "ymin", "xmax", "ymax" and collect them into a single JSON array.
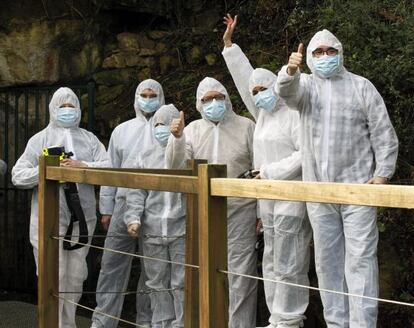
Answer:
[
  {"xmin": 222, "ymin": 14, "xmax": 312, "ymax": 328},
  {"xmin": 166, "ymin": 77, "xmax": 258, "ymax": 328},
  {"xmin": 92, "ymin": 79, "xmax": 166, "ymax": 328},
  {"xmin": 276, "ymin": 29, "xmax": 398, "ymax": 327},
  {"xmin": 12, "ymin": 87, "xmax": 109, "ymax": 328}
]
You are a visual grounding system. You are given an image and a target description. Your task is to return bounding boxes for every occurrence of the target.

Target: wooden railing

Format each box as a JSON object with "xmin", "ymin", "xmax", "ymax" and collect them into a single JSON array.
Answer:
[{"xmin": 37, "ymin": 156, "xmax": 414, "ymax": 328}]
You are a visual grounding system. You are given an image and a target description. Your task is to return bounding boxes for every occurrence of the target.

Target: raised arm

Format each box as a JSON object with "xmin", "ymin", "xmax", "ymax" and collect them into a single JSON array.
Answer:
[
  {"xmin": 221, "ymin": 14, "xmax": 258, "ymax": 120},
  {"xmin": 275, "ymin": 43, "xmax": 308, "ymax": 111}
]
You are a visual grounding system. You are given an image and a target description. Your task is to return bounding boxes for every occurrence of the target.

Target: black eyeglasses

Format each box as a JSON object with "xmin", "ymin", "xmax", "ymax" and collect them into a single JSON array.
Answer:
[
  {"xmin": 201, "ymin": 94, "xmax": 226, "ymax": 104},
  {"xmin": 312, "ymin": 48, "xmax": 338, "ymax": 58}
]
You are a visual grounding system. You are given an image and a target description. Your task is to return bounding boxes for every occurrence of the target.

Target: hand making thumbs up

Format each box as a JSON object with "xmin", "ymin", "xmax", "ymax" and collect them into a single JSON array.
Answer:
[
  {"xmin": 287, "ymin": 43, "xmax": 304, "ymax": 76},
  {"xmin": 171, "ymin": 111, "xmax": 185, "ymax": 138}
]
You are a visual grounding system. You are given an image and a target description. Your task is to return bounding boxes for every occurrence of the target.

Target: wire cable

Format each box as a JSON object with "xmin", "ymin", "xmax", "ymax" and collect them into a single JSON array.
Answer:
[
  {"xmin": 219, "ymin": 269, "xmax": 414, "ymax": 308},
  {"xmin": 52, "ymin": 236, "xmax": 199, "ymax": 269},
  {"xmin": 54, "ymin": 294, "xmax": 146, "ymax": 327}
]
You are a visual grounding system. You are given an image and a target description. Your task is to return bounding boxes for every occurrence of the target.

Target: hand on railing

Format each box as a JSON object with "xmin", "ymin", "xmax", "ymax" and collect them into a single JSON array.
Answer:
[{"xmin": 60, "ymin": 158, "xmax": 87, "ymax": 167}]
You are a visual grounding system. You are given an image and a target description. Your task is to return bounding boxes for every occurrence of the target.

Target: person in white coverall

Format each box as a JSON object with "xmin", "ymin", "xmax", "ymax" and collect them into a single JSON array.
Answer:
[
  {"xmin": 167, "ymin": 77, "xmax": 258, "ymax": 328},
  {"xmin": 125, "ymin": 104, "xmax": 186, "ymax": 328},
  {"xmin": 276, "ymin": 29, "xmax": 398, "ymax": 327},
  {"xmin": 91, "ymin": 79, "xmax": 165, "ymax": 328},
  {"xmin": 12, "ymin": 87, "xmax": 109, "ymax": 328},
  {"xmin": 222, "ymin": 14, "xmax": 311, "ymax": 328}
]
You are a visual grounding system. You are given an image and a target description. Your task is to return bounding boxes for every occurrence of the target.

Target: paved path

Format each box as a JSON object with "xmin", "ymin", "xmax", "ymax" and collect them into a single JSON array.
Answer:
[{"xmin": 0, "ymin": 301, "xmax": 91, "ymax": 327}]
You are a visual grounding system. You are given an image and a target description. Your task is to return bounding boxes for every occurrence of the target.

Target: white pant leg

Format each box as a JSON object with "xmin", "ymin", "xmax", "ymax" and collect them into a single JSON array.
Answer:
[
  {"xmin": 32, "ymin": 220, "xmax": 95, "ymax": 328},
  {"xmin": 169, "ymin": 238, "xmax": 186, "ymax": 328},
  {"xmin": 308, "ymin": 203, "xmax": 349, "ymax": 328},
  {"xmin": 262, "ymin": 214, "xmax": 276, "ymax": 313},
  {"xmin": 92, "ymin": 215, "xmax": 136, "ymax": 328},
  {"xmin": 61, "ymin": 220, "xmax": 96, "ymax": 328},
  {"xmin": 342, "ymin": 205, "xmax": 378, "ymax": 328},
  {"xmin": 269, "ymin": 210, "xmax": 311, "ymax": 328},
  {"xmin": 136, "ymin": 234, "xmax": 153, "ymax": 325},
  {"xmin": 142, "ymin": 238, "xmax": 175, "ymax": 327}
]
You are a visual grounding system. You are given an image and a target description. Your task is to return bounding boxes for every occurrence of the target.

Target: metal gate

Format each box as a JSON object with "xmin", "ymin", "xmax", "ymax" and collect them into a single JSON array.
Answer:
[{"xmin": 0, "ymin": 82, "xmax": 95, "ymax": 294}]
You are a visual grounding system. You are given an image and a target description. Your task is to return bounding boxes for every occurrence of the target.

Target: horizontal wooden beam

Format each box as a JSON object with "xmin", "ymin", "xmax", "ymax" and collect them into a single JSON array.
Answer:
[
  {"xmin": 210, "ymin": 178, "xmax": 414, "ymax": 209},
  {"xmin": 86, "ymin": 167, "xmax": 194, "ymax": 176},
  {"xmin": 46, "ymin": 167, "xmax": 198, "ymax": 194}
]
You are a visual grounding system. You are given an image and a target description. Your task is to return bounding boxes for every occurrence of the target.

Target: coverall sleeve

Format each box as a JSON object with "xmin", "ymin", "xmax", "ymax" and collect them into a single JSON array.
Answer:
[
  {"xmin": 83, "ymin": 135, "xmax": 109, "ymax": 168},
  {"xmin": 165, "ymin": 126, "xmax": 194, "ymax": 169},
  {"xmin": 124, "ymin": 188, "xmax": 148, "ymax": 226},
  {"xmin": 364, "ymin": 80, "xmax": 399, "ymax": 179},
  {"xmin": 222, "ymin": 43, "xmax": 258, "ymax": 120},
  {"xmin": 260, "ymin": 111, "xmax": 302, "ymax": 180},
  {"xmin": 12, "ymin": 135, "xmax": 43, "ymax": 189},
  {"xmin": 99, "ymin": 133, "xmax": 120, "ymax": 215},
  {"xmin": 275, "ymin": 66, "xmax": 309, "ymax": 112}
]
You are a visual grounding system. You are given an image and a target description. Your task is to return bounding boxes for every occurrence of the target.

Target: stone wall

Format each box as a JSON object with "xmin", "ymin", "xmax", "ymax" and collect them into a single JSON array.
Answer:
[{"xmin": 0, "ymin": 0, "xmax": 227, "ymax": 142}]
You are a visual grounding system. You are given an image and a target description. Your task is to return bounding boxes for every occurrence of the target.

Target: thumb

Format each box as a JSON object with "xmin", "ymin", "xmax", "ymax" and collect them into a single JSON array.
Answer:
[
  {"xmin": 297, "ymin": 43, "xmax": 304, "ymax": 54},
  {"xmin": 179, "ymin": 111, "xmax": 185, "ymax": 124}
]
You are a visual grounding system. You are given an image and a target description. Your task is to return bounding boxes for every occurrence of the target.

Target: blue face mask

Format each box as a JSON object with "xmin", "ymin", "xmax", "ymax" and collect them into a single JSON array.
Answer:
[
  {"xmin": 202, "ymin": 99, "xmax": 226, "ymax": 122},
  {"xmin": 313, "ymin": 55, "xmax": 340, "ymax": 78},
  {"xmin": 137, "ymin": 96, "xmax": 160, "ymax": 113},
  {"xmin": 57, "ymin": 107, "xmax": 81, "ymax": 127},
  {"xmin": 254, "ymin": 88, "xmax": 277, "ymax": 112},
  {"xmin": 154, "ymin": 125, "xmax": 171, "ymax": 146}
]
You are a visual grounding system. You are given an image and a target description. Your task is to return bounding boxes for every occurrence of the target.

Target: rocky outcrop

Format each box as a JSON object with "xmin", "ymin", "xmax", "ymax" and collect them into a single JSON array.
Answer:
[{"xmin": 0, "ymin": 20, "xmax": 102, "ymax": 87}]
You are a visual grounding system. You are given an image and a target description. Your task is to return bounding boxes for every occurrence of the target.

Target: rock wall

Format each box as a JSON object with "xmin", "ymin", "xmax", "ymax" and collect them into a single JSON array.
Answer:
[{"xmin": 0, "ymin": 0, "xmax": 227, "ymax": 141}]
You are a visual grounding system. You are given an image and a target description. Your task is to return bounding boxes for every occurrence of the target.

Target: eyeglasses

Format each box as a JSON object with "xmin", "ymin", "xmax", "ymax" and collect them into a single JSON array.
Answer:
[
  {"xmin": 140, "ymin": 93, "xmax": 158, "ymax": 99},
  {"xmin": 201, "ymin": 94, "xmax": 226, "ymax": 103},
  {"xmin": 312, "ymin": 48, "xmax": 338, "ymax": 58},
  {"xmin": 252, "ymin": 87, "xmax": 267, "ymax": 96}
]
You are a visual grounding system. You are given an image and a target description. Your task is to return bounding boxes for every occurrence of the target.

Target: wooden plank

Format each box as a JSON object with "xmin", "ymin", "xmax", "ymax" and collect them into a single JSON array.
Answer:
[
  {"xmin": 184, "ymin": 159, "xmax": 207, "ymax": 328},
  {"xmin": 38, "ymin": 155, "xmax": 60, "ymax": 328},
  {"xmin": 210, "ymin": 178, "xmax": 414, "ymax": 209},
  {"xmin": 85, "ymin": 167, "xmax": 194, "ymax": 176},
  {"xmin": 198, "ymin": 165, "xmax": 228, "ymax": 328},
  {"xmin": 46, "ymin": 167, "xmax": 198, "ymax": 194}
]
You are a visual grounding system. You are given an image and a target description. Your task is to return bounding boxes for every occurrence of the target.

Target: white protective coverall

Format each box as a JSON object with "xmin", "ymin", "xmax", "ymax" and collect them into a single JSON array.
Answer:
[
  {"xmin": 166, "ymin": 77, "xmax": 258, "ymax": 328},
  {"xmin": 12, "ymin": 87, "xmax": 109, "ymax": 328},
  {"xmin": 276, "ymin": 29, "xmax": 398, "ymax": 328},
  {"xmin": 92, "ymin": 79, "xmax": 165, "ymax": 328},
  {"xmin": 125, "ymin": 104, "xmax": 186, "ymax": 328},
  {"xmin": 223, "ymin": 44, "xmax": 311, "ymax": 328}
]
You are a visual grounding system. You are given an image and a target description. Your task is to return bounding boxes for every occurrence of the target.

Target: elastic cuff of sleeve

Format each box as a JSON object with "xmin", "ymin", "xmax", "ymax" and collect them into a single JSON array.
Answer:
[
  {"xmin": 222, "ymin": 43, "xmax": 238, "ymax": 54},
  {"xmin": 374, "ymin": 168, "xmax": 394, "ymax": 180},
  {"xmin": 260, "ymin": 164, "xmax": 268, "ymax": 180}
]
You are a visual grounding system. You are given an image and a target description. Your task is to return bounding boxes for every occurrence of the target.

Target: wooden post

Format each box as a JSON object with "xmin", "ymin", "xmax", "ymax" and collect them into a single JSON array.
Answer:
[
  {"xmin": 184, "ymin": 159, "xmax": 207, "ymax": 328},
  {"xmin": 198, "ymin": 164, "xmax": 228, "ymax": 328},
  {"xmin": 38, "ymin": 155, "xmax": 60, "ymax": 328}
]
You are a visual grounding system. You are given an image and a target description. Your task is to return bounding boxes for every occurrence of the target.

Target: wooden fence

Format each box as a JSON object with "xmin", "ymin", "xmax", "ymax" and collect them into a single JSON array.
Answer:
[{"xmin": 37, "ymin": 155, "xmax": 414, "ymax": 328}]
